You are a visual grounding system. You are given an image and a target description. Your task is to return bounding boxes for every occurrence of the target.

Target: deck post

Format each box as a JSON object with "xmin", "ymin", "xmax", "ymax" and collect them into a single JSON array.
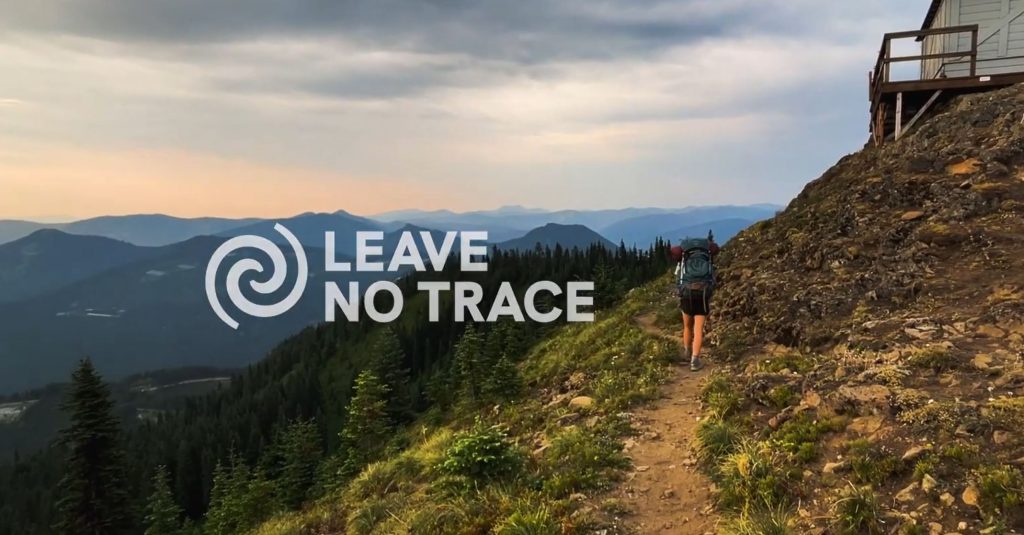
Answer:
[
  {"xmin": 895, "ymin": 92, "xmax": 903, "ymax": 140},
  {"xmin": 970, "ymin": 28, "xmax": 978, "ymax": 77}
]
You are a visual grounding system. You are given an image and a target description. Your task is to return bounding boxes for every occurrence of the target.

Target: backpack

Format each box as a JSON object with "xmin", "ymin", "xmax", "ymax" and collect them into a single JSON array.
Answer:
[{"xmin": 677, "ymin": 238, "xmax": 714, "ymax": 292}]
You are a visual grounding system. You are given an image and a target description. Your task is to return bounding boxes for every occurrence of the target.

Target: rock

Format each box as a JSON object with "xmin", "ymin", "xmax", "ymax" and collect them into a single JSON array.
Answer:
[
  {"xmin": 958, "ymin": 521, "xmax": 968, "ymax": 531},
  {"xmin": 993, "ymin": 430, "xmax": 1011, "ymax": 445},
  {"xmin": 962, "ymin": 485, "xmax": 980, "ymax": 507},
  {"xmin": 568, "ymin": 396, "xmax": 595, "ymax": 408},
  {"xmin": 976, "ymin": 324, "xmax": 1006, "ymax": 338},
  {"xmin": 660, "ymin": 488, "xmax": 675, "ymax": 499},
  {"xmin": 902, "ymin": 444, "xmax": 933, "ymax": 462},
  {"xmin": 834, "ymin": 384, "xmax": 891, "ymax": 415},
  {"xmin": 801, "ymin": 390, "xmax": 822, "ymax": 408},
  {"xmin": 939, "ymin": 492, "xmax": 955, "ymax": 507},
  {"xmin": 569, "ymin": 493, "xmax": 587, "ymax": 502},
  {"xmin": 895, "ymin": 481, "xmax": 919, "ymax": 503},
  {"xmin": 928, "ymin": 522, "xmax": 943, "ymax": 535},
  {"xmin": 823, "ymin": 460, "xmax": 848, "ymax": 474},
  {"xmin": 921, "ymin": 474, "xmax": 938, "ymax": 493},
  {"xmin": 902, "ymin": 210, "xmax": 926, "ymax": 221},
  {"xmin": 635, "ymin": 465, "xmax": 650, "ymax": 473},
  {"xmin": 849, "ymin": 415, "xmax": 885, "ymax": 435},
  {"xmin": 947, "ymin": 158, "xmax": 981, "ymax": 175},
  {"xmin": 972, "ymin": 354, "xmax": 993, "ymax": 370}
]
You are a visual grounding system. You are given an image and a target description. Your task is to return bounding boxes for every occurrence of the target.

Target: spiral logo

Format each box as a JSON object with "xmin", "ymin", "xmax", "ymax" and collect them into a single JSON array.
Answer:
[{"xmin": 205, "ymin": 223, "xmax": 308, "ymax": 329}]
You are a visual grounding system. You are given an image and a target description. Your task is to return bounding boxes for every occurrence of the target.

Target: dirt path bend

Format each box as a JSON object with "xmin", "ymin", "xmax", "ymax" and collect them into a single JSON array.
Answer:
[{"xmin": 614, "ymin": 314, "xmax": 717, "ymax": 534}]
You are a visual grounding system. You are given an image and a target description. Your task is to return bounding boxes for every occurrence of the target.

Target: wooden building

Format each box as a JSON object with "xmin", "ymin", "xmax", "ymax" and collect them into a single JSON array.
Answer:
[{"xmin": 870, "ymin": 0, "xmax": 1024, "ymax": 144}]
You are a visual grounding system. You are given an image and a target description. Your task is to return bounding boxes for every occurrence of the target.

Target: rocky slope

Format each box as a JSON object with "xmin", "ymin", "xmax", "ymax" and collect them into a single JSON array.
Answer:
[{"xmin": 701, "ymin": 85, "xmax": 1024, "ymax": 533}]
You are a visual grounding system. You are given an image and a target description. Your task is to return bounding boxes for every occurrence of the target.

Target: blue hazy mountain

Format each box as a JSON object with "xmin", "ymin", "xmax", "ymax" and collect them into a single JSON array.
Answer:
[
  {"xmin": 0, "ymin": 215, "xmax": 260, "ymax": 247},
  {"xmin": 661, "ymin": 218, "xmax": 760, "ymax": 245},
  {"xmin": 0, "ymin": 234, "xmax": 373, "ymax": 394},
  {"xmin": 218, "ymin": 211, "xmax": 383, "ymax": 254},
  {"xmin": 0, "ymin": 220, "xmax": 49, "ymax": 245},
  {"xmin": 495, "ymin": 223, "xmax": 615, "ymax": 251},
  {"xmin": 598, "ymin": 205, "xmax": 780, "ymax": 247},
  {"xmin": 0, "ymin": 230, "xmax": 162, "ymax": 303}
]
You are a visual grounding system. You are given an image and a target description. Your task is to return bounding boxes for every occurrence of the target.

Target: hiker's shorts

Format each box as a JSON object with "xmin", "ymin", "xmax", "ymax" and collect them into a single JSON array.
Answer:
[{"xmin": 678, "ymin": 287, "xmax": 711, "ymax": 316}]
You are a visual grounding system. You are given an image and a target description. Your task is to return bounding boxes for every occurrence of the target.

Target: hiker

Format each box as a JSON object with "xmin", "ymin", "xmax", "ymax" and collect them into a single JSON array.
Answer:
[{"xmin": 670, "ymin": 233, "xmax": 719, "ymax": 371}]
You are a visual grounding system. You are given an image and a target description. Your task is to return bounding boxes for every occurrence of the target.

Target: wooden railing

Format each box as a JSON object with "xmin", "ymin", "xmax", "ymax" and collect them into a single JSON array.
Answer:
[{"xmin": 869, "ymin": 24, "xmax": 979, "ymax": 108}]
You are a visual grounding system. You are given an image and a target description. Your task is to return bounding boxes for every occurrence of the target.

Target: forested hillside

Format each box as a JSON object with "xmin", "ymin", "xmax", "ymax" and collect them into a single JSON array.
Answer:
[{"xmin": 0, "ymin": 242, "xmax": 672, "ymax": 534}]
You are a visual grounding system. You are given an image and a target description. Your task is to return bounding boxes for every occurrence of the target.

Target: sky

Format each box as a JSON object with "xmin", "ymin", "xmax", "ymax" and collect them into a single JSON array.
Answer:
[{"xmin": 0, "ymin": 0, "xmax": 930, "ymax": 221}]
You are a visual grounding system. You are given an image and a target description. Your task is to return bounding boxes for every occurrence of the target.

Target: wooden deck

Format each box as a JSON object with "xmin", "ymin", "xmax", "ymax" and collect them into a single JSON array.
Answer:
[{"xmin": 869, "ymin": 24, "xmax": 1024, "ymax": 145}]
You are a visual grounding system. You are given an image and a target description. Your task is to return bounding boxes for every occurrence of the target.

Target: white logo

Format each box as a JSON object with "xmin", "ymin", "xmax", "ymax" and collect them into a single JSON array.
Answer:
[{"xmin": 205, "ymin": 223, "xmax": 308, "ymax": 329}]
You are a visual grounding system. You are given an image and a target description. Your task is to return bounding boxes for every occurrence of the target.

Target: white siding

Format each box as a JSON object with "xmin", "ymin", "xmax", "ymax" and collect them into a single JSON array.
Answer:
[{"xmin": 927, "ymin": 0, "xmax": 1024, "ymax": 77}]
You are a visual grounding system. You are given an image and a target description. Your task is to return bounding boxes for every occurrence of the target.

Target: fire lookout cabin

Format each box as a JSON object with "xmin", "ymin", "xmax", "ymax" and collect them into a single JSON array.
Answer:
[{"xmin": 870, "ymin": 0, "xmax": 1024, "ymax": 145}]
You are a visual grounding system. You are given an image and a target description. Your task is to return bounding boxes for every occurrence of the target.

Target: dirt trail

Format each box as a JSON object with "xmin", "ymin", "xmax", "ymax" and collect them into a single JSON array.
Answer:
[{"xmin": 614, "ymin": 314, "xmax": 717, "ymax": 534}]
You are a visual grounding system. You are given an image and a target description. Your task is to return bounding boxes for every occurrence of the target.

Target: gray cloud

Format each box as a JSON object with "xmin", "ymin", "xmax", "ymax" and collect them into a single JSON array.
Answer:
[{"xmin": 1, "ymin": 0, "xmax": 935, "ymax": 213}]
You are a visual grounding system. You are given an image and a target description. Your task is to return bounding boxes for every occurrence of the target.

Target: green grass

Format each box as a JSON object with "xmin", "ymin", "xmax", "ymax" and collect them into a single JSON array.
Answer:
[
  {"xmin": 720, "ymin": 505, "xmax": 797, "ymax": 535},
  {"xmin": 845, "ymin": 439, "xmax": 904, "ymax": 486},
  {"xmin": 833, "ymin": 484, "xmax": 885, "ymax": 535},
  {"xmin": 906, "ymin": 346, "xmax": 958, "ymax": 373},
  {"xmin": 716, "ymin": 439, "xmax": 795, "ymax": 511},
  {"xmin": 758, "ymin": 351, "xmax": 815, "ymax": 374},
  {"xmin": 975, "ymin": 465, "xmax": 1024, "ymax": 524},
  {"xmin": 701, "ymin": 374, "xmax": 745, "ymax": 418},
  {"xmin": 770, "ymin": 413, "xmax": 847, "ymax": 463},
  {"xmin": 696, "ymin": 418, "xmax": 743, "ymax": 467}
]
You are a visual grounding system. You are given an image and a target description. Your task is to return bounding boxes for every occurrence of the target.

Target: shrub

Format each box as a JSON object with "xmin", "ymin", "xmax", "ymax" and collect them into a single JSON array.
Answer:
[
  {"xmin": 845, "ymin": 440, "xmax": 903, "ymax": 486},
  {"xmin": 766, "ymin": 385, "xmax": 799, "ymax": 410},
  {"xmin": 720, "ymin": 505, "xmax": 796, "ymax": 535},
  {"xmin": 696, "ymin": 419, "xmax": 742, "ymax": 467},
  {"xmin": 758, "ymin": 351, "xmax": 814, "ymax": 374},
  {"xmin": 771, "ymin": 414, "xmax": 846, "ymax": 463},
  {"xmin": 975, "ymin": 465, "xmax": 1024, "ymax": 524},
  {"xmin": 439, "ymin": 424, "xmax": 524, "ymax": 482},
  {"xmin": 540, "ymin": 428, "xmax": 629, "ymax": 497},
  {"xmin": 494, "ymin": 507, "xmax": 560, "ymax": 535},
  {"xmin": 906, "ymin": 346, "xmax": 957, "ymax": 373},
  {"xmin": 717, "ymin": 439, "xmax": 794, "ymax": 511},
  {"xmin": 832, "ymin": 484, "xmax": 884, "ymax": 535},
  {"xmin": 701, "ymin": 374, "xmax": 744, "ymax": 418}
]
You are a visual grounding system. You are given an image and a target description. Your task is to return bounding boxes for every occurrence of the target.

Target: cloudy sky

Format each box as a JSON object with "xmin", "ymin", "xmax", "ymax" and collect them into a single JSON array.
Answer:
[{"xmin": 0, "ymin": 0, "xmax": 929, "ymax": 220}]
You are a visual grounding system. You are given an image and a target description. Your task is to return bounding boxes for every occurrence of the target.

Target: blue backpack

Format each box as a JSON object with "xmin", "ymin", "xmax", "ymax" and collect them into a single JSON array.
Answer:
[{"xmin": 677, "ymin": 237, "xmax": 715, "ymax": 291}]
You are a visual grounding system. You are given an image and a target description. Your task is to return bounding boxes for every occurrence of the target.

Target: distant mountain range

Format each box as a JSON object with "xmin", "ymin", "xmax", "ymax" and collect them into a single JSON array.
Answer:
[
  {"xmin": 0, "ymin": 204, "xmax": 782, "ymax": 250},
  {"xmin": 0, "ymin": 204, "xmax": 780, "ymax": 393},
  {"xmin": 496, "ymin": 223, "xmax": 615, "ymax": 251}
]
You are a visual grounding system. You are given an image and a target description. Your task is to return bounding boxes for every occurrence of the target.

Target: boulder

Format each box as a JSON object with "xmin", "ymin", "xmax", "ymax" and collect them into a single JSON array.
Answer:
[{"xmin": 569, "ymin": 396, "xmax": 595, "ymax": 409}]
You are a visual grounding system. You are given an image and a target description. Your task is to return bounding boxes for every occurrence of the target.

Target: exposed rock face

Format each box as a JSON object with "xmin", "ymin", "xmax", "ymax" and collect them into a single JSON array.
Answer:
[
  {"xmin": 706, "ymin": 85, "xmax": 1024, "ymax": 533},
  {"xmin": 714, "ymin": 85, "xmax": 1024, "ymax": 353}
]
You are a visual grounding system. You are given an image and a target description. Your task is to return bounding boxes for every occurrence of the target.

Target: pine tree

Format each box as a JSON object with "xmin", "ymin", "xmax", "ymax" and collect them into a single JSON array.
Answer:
[
  {"xmin": 205, "ymin": 456, "xmax": 280, "ymax": 535},
  {"xmin": 275, "ymin": 419, "xmax": 322, "ymax": 509},
  {"xmin": 53, "ymin": 358, "xmax": 131, "ymax": 535},
  {"xmin": 144, "ymin": 465, "xmax": 182, "ymax": 535},
  {"xmin": 369, "ymin": 328, "xmax": 413, "ymax": 422},
  {"xmin": 483, "ymin": 354, "xmax": 522, "ymax": 402},
  {"xmin": 453, "ymin": 324, "xmax": 486, "ymax": 402},
  {"xmin": 340, "ymin": 370, "xmax": 391, "ymax": 476}
]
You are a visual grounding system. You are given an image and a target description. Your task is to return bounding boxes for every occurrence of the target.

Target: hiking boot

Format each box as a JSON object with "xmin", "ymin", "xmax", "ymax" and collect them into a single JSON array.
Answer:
[{"xmin": 689, "ymin": 357, "xmax": 704, "ymax": 372}]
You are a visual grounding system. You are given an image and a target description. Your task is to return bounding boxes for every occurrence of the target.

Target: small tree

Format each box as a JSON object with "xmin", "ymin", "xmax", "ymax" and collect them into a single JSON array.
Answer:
[
  {"xmin": 369, "ymin": 328, "xmax": 413, "ymax": 422},
  {"xmin": 53, "ymin": 358, "xmax": 131, "ymax": 535},
  {"xmin": 339, "ymin": 370, "xmax": 391, "ymax": 476},
  {"xmin": 275, "ymin": 419, "xmax": 322, "ymax": 509},
  {"xmin": 483, "ymin": 355, "xmax": 522, "ymax": 402},
  {"xmin": 453, "ymin": 325, "xmax": 486, "ymax": 402},
  {"xmin": 144, "ymin": 465, "xmax": 182, "ymax": 535}
]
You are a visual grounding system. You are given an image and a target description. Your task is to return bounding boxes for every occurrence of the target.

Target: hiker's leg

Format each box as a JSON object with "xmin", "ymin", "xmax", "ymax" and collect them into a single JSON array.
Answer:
[
  {"xmin": 692, "ymin": 315, "xmax": 706, "ymax": 357},
  {"xmin": 682, "ymin": 313, "xmax": 693, "ymax": 352}
]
